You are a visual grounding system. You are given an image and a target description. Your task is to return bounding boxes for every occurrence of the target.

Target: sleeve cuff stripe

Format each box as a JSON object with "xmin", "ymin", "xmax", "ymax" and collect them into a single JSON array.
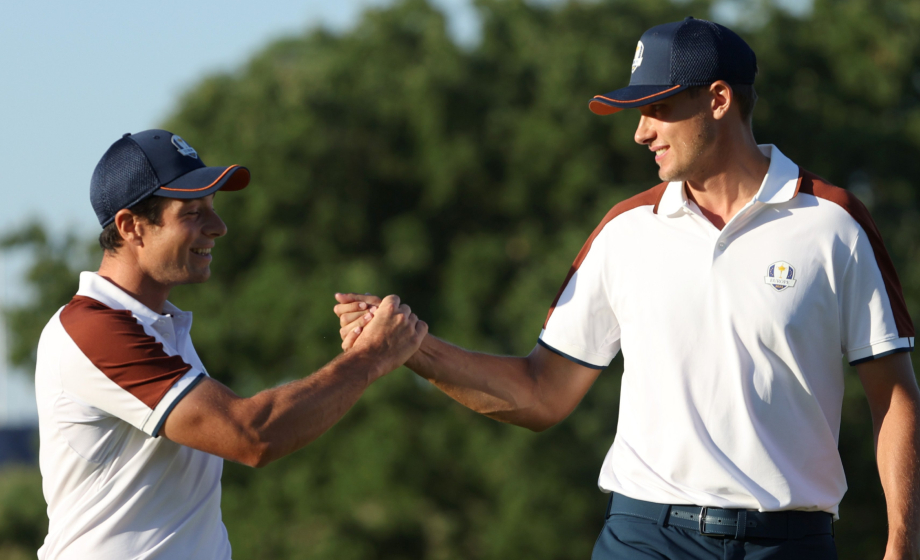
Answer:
[
  {"xmin": 537, "ymin": 339, "xmax": 607, "ymax": 370},
  {"xmin": 152, "ymin": 373, "xmax": 206, "ymax": 438},
  {"xmin": 849, "ymin": 346, "xmax": 914, "ymax": 366}
]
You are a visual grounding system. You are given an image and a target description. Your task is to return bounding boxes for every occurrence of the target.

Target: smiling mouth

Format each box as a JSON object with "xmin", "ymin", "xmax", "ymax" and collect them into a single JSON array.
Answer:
[
  {"xmin": 190, "ymin": 248, "xmax": 212, "ymax": 256},
  {"xmin": 655, "ymin": 148, "xmax": 668, "ymax": 157}
]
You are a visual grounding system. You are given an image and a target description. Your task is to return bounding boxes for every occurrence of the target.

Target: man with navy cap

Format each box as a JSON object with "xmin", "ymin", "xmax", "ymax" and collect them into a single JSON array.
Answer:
[
  {"xmin": 335, "ymin": 17, "xmax": 920, "ymax": 559},
  {"xmin": 34, "ymin": 130, "xmax": 428, "ymax": 559}
]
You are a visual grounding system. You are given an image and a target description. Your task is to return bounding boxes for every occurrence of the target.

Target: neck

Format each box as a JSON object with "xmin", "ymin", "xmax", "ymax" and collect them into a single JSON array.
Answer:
[
  {"xmin": 97, "ymin": 252, "xmax": 171, "ymax": 314},
  {"xmin": 684, "ymin": 127, "xmax": 770, "ymax": 230}
]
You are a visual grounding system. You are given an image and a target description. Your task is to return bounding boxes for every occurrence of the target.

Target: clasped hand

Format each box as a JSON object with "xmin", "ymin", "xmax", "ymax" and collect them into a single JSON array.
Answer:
[{"xmin": 334, "ymin": 293, "xmax": 426, "ymax": 370}]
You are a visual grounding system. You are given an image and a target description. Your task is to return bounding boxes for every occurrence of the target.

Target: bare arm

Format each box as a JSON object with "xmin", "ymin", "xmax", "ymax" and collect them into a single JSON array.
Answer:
[
  {"xmin": 334, "ymin": 293, "xmax": 603, "ymax": 432},
  {"xmin": 162, "ymin": 295, "xmax": 427, "ymax": 468},
  {"xmin": 857, "ymin": 352, "xmax": 920, "ymax": 560},
  {"xmin": 409, "ymin": 336, "xmax": 602, "ymax": 431}
]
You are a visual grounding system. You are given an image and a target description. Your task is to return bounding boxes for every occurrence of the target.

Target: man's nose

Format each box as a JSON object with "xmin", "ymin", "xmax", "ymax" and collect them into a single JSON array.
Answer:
[
  {"xmin": 205, "ymin": 211, "xmax": 228, "ymax": 238},
  {"xmin": 634, "ymin": 115, "xmax": 654, "ymax": 145}
]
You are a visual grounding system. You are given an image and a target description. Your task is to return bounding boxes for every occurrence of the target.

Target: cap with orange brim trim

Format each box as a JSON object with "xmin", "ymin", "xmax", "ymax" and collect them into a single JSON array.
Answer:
[
  {"xmin": 589, "ymin": 85, "xmax": 690, "ymax": 115},
  {"xmin": 90, "ymin": 129, "xmax": 251, "ymax": 227},
  {"xmin": 588, "ymin": 17, "xmax": 757, "ymax": 116},
  {"xmin": 154, "ymin": 163, "xmax": 250, "ymax": 199}
]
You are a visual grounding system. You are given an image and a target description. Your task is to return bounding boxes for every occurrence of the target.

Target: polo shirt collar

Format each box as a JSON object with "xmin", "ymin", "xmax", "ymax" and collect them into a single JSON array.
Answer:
[
  {"xmin": 657, "ymin": 144, "xmax": 800, "ymax": 217},
  {"xmin": 76, "ymin": 271, "xmax": 190, "ymax": 327}
]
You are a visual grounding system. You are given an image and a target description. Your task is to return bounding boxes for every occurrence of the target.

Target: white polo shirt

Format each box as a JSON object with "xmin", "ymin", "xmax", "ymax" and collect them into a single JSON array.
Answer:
[
  {"xmin": 539, "ymin": 145, "xmax": 914, "ymax": 515},
  {"xmin": 35, "ymin": 272, "xmax": 230, "ymax": 559}
]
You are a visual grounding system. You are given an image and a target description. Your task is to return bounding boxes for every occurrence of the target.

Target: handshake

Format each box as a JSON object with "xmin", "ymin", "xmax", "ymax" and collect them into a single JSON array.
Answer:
[{"xmin": 332, "ymin": 292, "xmax": 428, "ymax": 378}]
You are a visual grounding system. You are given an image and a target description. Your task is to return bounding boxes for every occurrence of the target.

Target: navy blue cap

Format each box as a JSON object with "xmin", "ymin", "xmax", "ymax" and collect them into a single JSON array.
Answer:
[
  {"xmin": 589, "ymin": 17, "xmax": 757, "ymax": 115},
  {"xmin": 90, "ymin": 129, "xmax": 250, "ymax": 227}
]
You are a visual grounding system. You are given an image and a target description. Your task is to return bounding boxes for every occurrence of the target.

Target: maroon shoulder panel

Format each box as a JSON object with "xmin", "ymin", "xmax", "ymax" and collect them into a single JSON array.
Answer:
[
  {"xmin": 797, "ymin": 171, "xmax": 914, "ymax": 338},
  {"xmin": 543, "ymin": 182, "xmax": 669, "ymax": 328},
  {"xmin": 60, "ymin": 296, "xmax": 193, "ymax": 410}
]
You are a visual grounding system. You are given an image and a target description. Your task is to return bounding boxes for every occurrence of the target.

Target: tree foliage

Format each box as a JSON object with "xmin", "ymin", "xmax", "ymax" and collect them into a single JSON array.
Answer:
[
  {"xmin": 0, "ymin": 467, "xmax": 47, "ymax": 559},
  {"xmin": 3, "ymin": 0, "xmax": 920, "ymax": 557}
]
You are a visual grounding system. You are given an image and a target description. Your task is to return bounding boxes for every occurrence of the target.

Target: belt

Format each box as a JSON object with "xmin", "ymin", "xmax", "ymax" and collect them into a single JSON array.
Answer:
[{"xmin": 607, "ymin": 492, "xmax": 834, "ymax": 540}]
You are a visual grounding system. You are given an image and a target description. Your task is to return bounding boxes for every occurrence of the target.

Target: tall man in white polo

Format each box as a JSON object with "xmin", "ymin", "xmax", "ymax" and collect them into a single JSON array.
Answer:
[
  {"xmin": 335, "ymin": 18, "xmax": 920, "ymax": 559},
  {"xmin": 35, "ymin": 129, "xmax": 428, "ymax": 559}
]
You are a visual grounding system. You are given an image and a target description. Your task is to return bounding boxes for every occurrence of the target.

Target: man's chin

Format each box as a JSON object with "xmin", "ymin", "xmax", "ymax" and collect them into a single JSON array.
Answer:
[
  {"xmin": 658, "ymin": 166, "xmax": 688, "ymax": 183},
  {"xmin": 190, "ymin": 269, "xmax": 211, "ymax": 284},
  {"xmin": 659, "ymin": 170, "xmax": 678, "ymax": 182},
  {"xmin": 176, "ymin": 268, "xmax": 212, "ymax": 285}
]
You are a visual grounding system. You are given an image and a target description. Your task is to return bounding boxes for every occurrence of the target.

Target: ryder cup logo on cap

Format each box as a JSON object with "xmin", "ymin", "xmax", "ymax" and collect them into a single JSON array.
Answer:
[
  {"xmin": 631, "ymin": 41, "xmax": 644, "ymax": 73},
  {"xmin": 89, "ymin": 129, "xmax": 251, "ymax": 227},
  {"xmin": 171, "ymin": 135, "xmax": 198, "ymax": 159},
  {"xmin": 588, "ymin": 17, "xmax": 757, "ymax": 115}
]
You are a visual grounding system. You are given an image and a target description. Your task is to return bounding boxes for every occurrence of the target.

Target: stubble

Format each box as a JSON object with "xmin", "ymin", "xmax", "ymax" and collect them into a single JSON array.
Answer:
[{"xmin": 658, "ymin": 114, "xmax": 716, "ymax": 183}]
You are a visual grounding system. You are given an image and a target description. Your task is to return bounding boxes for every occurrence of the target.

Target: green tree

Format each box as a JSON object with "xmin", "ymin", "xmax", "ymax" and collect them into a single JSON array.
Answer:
[
  {"xmin": 0, "ymin": 467, "xmax": 47, "ymax": 559},
  {"xmin": 4, "ymin": 0, "xmax": 920, "ymax": 558}
]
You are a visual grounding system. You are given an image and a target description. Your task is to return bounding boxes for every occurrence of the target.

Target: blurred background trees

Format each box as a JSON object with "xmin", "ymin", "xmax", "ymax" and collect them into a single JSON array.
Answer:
[{"xmin": 3, "ymin": 0, "xmax": 919, "ymax": 557}]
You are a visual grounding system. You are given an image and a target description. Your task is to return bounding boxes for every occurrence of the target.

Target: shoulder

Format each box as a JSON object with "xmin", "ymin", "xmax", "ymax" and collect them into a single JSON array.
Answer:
[
  {"xmin": 59, "ymin": 296, "xmax": 166, "ymax": 369},
  {"xmin": 602, "ymin": 182, "xmax": 669, "ymax": 224},
  {"xmin": 796, "ymin": 170, "xmax": 874, "ymax": 231},
  {"xmin": 586, "ymin": 182, "xmax": 669, "ymax": 243},
  {"xmin": 59, "ymin": 296, "xmax": 142, "ymax": 338},
  {"xmin": 564, "ymin": 182, "xmax": 668, "ymax": 269}
]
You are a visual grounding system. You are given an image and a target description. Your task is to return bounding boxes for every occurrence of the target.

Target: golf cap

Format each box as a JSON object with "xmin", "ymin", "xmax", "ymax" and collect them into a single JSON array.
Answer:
[
  {"xmin": 588, "ymin": 17, "xmax": 757, "ymax": 115},
  {"xmin": 90, "ymin": 129, "xmax": 250, "ymax": 227}
]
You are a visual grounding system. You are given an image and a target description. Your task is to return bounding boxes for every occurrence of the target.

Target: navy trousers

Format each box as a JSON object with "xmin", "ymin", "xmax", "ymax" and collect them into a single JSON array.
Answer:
[{"xmin": 592, "ymin": 501, "xmax": 838, "ymax": 560}]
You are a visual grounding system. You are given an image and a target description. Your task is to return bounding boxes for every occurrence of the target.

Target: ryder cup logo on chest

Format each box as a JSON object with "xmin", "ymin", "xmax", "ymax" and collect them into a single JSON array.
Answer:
[
  {"xmin": 764, "ymin": 261, "xmax": 797, "ymax": 292},
  {"xmin": 631, "ymin": 41, "xmax": 644, "ymax": 73},
  {"xmin": 171, "ymin": 135, "xmax": 198, "ymax": 159}
]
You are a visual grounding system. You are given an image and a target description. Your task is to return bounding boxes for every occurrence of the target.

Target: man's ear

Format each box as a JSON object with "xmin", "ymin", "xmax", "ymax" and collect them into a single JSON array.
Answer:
[
  {"xmin": 709, "ymin": 80, "xmax": 733, "ymax": 121},
  {"xmin": 113, "ymin": 209, "xmax": 144, "ymax": 248}
]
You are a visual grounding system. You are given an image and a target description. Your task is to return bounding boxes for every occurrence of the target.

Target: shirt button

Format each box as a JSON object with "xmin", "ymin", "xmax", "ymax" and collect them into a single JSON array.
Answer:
[{"xmin": 717, "ymin": 242, "xmax": 726, "ymax": 250}]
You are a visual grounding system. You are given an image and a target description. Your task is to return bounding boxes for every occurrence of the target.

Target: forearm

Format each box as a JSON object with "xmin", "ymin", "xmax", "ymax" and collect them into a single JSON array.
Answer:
[
  {"xmin": 236, "ymin": 351, "xmax": 383, "ymax": 466},
  {"xmin": 167, "ymin": 294, "xmax": 426, "ymax": 465},
  {"xmin": 406, "ymin": 335, "xmax": 550, "ymax": 429},
  {"xmin": 876, "ymin": 387, "xmax": 920, "ymax": 558}
]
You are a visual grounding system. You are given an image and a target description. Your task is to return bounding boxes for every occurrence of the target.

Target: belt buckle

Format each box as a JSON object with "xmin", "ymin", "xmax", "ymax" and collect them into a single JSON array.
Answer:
[{"xmin": 698, "ymin": 506, "xmax": 713, "ymax": 536}]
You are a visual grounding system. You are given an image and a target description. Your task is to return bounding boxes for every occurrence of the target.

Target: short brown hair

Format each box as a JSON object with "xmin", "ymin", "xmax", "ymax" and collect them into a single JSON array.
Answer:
[
  {"xmin": 98, "ymin": 196, "xmax": 167, "ymax": 252},
  {"xmin": 686, "ymin": 83, "xmax": 758, "ymax": 124}
]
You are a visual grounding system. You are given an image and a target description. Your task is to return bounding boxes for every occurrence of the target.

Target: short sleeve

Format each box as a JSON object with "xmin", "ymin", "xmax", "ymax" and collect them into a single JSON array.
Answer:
[
  {"xmin": 840, "ymin": 230, "xmax": 914, "ymax": 365},
  {"xmin": 59, "ymin": 296, "xmax": 204, "ymax": 436},
  {"xmin": 540, "ymin": 230, "xmax": 620, "ymax": 369}
]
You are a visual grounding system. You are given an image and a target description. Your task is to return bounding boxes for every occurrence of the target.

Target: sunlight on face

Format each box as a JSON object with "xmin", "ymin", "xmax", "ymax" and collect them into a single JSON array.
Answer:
[
  {"xmin": 634, "ymin": 91, "xmax": 717, "ymax": 183},
  {"xmin": 137, "ymin": 195, "xmax": 227, "ymax": 287}
]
